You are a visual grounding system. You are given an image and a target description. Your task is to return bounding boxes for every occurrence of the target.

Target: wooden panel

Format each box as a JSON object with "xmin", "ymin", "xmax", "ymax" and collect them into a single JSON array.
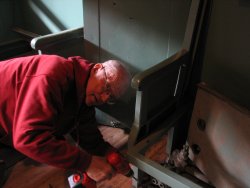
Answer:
[
  {"xmin": 3, "ymin": 160, "xmax": 69, "ymax": 188},
  {"xmin": 3, "ymin": 159, "xmax": 132, "ymax": 188},
  {"xmin": 83, "ymin": 0, "xmax": 100, "ymax": 62},
  {"xmin": 84, "ymin": 0, "xmax": 191, "ymax": 69},
  {"xmin": 98, "ymin": 0, "xmax": 191, "ymax": 71},
  {"xmin": 188, "ymin": 83, "xmax": 250, "ymax": 188}
]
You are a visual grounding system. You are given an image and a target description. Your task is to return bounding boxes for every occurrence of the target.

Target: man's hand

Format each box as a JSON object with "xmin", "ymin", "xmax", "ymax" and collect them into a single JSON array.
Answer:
[{"xmin": 86, "ymin": 155, "xmax": 115, "ymax": 182}]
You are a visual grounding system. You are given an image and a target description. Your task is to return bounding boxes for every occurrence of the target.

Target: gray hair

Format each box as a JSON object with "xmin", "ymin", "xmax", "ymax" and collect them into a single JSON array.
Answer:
[{"xmin": 103, "ymin": 60, "xmax": 131, "ymax": 99}]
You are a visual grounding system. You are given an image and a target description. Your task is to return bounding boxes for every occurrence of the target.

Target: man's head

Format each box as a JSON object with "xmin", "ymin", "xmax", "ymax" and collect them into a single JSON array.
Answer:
[{"xmin": 85, "ymin": 60, "xmax": 131, "ymax": 106}]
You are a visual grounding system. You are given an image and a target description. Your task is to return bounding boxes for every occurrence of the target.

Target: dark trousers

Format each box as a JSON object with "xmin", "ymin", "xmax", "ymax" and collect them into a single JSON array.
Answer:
[{"xmin": 0, "ymin": 143, "xmax": 6, "ymax": 186}]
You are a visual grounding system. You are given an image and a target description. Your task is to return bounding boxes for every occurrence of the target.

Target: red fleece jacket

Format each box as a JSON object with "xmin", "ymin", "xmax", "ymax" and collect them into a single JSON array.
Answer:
[{"xmin": 0, "ymin": 55, "xmax": 110, "ymax": 172}]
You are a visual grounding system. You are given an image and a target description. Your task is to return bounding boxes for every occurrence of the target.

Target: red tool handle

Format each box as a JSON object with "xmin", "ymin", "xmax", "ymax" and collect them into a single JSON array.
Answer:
[
  {"xmin": 68, "ymin": 172, "xmax": 96, "ymax": 188},
  {"xmin": 106, "ymin": 151, "xmax": 134, "ymax": 177}
]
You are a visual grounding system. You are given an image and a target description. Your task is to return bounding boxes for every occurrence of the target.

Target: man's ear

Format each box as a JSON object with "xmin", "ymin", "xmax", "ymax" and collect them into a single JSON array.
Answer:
[{"xmin": 92, "ymin": 63, "xmax": 103, "ymax": 73}]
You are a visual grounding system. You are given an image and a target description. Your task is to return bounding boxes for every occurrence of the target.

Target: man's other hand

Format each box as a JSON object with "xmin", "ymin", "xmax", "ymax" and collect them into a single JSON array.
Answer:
[{"xmin": 86, "ymin": 155, "xmax": 115, "ymax": 182}]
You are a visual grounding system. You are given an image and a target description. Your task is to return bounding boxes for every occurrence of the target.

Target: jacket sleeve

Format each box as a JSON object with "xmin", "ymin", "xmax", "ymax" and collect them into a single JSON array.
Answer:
[
  {"xmin": 13, "ymin": 75, "xmax": 91, "ymax": 172},
  {"xmin": 72, "ymin": 106, "xmax": 113, "ymax": 156}
]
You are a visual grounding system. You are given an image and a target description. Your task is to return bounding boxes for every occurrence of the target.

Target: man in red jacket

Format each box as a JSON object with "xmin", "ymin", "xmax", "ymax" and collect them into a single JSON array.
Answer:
[{"xmin": 0, "ymin": 54, "xmax": 131, "ymax": 184}]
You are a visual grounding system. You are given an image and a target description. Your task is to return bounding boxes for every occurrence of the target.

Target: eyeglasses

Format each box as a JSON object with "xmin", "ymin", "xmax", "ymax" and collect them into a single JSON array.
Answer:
[{"xmin": 102, "ymin": 66, "xmax": 116, "ymax": 105}]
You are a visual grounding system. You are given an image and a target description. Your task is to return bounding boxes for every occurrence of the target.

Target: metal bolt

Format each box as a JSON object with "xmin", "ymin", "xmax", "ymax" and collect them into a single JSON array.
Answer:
[
  {"xmin": 110, "ymin": 120, "xmax": 121, "ymax": 128},
  {"xmin": 191, "ymin": 144, "xmax": 201, "ymax": 155}
]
